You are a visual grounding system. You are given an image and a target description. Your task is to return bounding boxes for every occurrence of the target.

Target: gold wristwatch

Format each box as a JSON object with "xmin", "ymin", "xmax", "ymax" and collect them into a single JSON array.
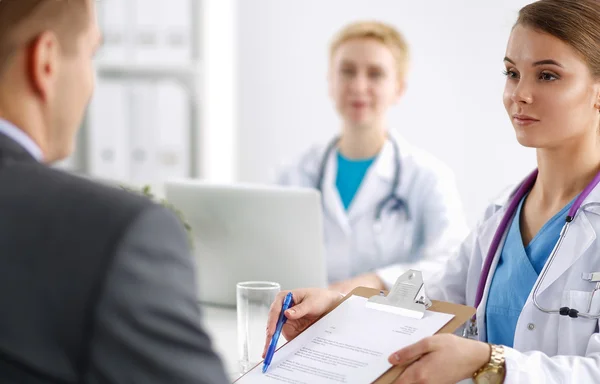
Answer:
[{"xmin": 473, "ymin": 344, "xmax": 506, "ymax": 384}]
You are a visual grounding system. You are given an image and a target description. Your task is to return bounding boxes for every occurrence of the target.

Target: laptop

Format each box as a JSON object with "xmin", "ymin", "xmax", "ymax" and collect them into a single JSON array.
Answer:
[{"xmin": 164, "ymin": 179, "xmax": 328, "ymax": 307}]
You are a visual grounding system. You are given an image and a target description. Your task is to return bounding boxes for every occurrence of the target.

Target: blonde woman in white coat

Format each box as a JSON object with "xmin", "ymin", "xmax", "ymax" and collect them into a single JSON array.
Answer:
[{"xmin": 277, "ymin": 21, "xmax": 468, "ymax": 294}]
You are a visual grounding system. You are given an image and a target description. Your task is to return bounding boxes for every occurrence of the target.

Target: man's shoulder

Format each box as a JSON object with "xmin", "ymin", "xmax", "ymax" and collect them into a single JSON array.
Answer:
[{"xmin": 1, "ymin": 163, "xmax": 154, "ymax": 218}]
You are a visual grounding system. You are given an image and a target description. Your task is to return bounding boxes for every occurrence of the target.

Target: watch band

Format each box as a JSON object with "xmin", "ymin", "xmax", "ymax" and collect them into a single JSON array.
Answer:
[
  {"xmin": 489, "ymin": 344, "xmax": 505, "ymax": 368},
  {"xmin": 473, "ymin": 344, "xmax": 505, "ymax": 380}
]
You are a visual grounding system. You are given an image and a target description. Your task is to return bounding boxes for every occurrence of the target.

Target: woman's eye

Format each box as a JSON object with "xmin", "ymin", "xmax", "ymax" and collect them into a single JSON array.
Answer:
[{"xmin": 540, "ymin": 72, "xmax": 558, "ymax": 81}]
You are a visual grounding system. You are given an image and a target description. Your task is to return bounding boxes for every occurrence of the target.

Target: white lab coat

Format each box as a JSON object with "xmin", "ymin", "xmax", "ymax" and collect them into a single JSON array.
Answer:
[
  {"xmin": 427, "ymin": 179, "xmax": 600, "ymax": 383},
  {"xmin": 276, "ymin": 132, "xmax": 469, "ymax": 288}
]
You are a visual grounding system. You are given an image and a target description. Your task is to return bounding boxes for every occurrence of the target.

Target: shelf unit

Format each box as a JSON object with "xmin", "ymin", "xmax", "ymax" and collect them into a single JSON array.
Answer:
[
  {"xmin": 55, "ymin": 0, "xmax": 204, "ymax": 186},
  {"xmin": 96, "ymin": 62, "xmax": 201, "ymax": 84}
]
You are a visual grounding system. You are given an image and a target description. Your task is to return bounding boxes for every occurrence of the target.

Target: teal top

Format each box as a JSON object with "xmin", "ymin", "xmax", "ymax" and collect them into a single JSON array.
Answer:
[
  {"xmin": 335, "ymin": 151, "xmax": 376, "ymax": 210},
  {"xmin": 485, "ymin": 194, "xmax": 574, "ymax": 347}
]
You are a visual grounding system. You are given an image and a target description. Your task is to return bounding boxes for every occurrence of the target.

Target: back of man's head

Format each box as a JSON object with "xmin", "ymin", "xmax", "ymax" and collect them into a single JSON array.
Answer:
[{"xmin": 0, "ymin": 0, "xmax": 100, "ymax": 163}]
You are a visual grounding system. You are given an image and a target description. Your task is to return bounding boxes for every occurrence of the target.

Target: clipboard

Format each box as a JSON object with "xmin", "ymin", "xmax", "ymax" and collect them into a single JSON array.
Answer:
[
  {"xmin": 235, "ymin": 270, "xmax": 476, "ymax": 384},
  {"xmin": 351, "ymin": 291, "xmax": 475, "ymax": 383}
]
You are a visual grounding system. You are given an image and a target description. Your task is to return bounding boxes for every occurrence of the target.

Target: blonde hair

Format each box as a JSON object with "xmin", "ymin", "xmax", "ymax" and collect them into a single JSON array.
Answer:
[{"xmin": 329, "ymin": 20, "xmax": 410, "ymax": 79}]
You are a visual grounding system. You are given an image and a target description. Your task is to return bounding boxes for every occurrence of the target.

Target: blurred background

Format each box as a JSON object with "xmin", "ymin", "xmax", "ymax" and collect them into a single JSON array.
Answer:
[{"xmin": 57, "ymin": 0, "xmax": 537, "ymax": 228}]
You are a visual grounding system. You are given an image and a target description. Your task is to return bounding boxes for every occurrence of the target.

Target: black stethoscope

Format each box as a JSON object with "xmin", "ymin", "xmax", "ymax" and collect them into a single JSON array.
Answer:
[{"xmin": 314, "ymin": 134, "xmax": 410, "ymax": 223}]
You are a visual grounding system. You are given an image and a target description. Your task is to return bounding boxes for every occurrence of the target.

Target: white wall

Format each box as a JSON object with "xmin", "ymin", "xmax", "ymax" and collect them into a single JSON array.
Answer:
[
  {"xmin": 200, "ymin": 0, "xmax": 237, "ymax": 182},
  {"xmin": 233, "ymin": 0, "xmax": 537, "ymax": 227}
]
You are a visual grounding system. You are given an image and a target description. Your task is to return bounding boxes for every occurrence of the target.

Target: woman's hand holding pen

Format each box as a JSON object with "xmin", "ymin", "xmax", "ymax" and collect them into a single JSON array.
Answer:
[{"xmin": 262, "ymin": 288, "xmax": 343, "ymax": 358}]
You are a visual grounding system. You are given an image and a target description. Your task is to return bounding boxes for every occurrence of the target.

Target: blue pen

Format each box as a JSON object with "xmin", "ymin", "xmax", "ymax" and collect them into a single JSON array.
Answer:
[{"xmin": 263, "ymin": 292, "xmax": 294, "ymax": 373}]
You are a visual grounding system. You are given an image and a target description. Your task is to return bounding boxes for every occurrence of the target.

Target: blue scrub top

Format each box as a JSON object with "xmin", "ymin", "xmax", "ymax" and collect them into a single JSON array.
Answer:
[
  {"xmin": 486, "ymin": 193, "xmax": 574, "ymax": 347},
  {"xmin": 335, "ymin": 151, "xmax": 376, "ymax": 210}
]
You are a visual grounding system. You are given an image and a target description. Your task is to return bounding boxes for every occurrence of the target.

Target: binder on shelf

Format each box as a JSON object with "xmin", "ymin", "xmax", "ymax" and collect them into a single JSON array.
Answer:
[
  {"xmin": 155, "ymin": 79, "xmax": 191, "ymax": 180},
  {"xmin": 96, "ymin": 0, "xmax": 132, "ymax": 63},
  {"xmin": 132, "ymin": 0, "xmax": 162, "ymax": 63},
  {"xmin": 129, "ymin": 80, "xmax": 158, "ymax": 184},
  {"xmin": 86, "ymin": 79, "xmax": 130, "ymax": 181},
  {"xmin": 161, "ymin": 0, "xmax": 193, "ymax": 64}
]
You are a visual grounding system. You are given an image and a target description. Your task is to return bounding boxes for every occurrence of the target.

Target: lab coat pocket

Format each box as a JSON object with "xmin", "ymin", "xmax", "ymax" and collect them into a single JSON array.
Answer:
[
  {"xmin": 560, "ymin": 290, "xmax": 600, "ymax": 354},
  {"xmin": 569, "ymin": 290, "xmax": 600, "ymax": 319}
]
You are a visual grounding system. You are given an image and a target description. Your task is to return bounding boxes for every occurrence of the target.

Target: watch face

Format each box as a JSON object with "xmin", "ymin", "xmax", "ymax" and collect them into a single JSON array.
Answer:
[{"xmin": 476, "ymin": 371, "xmax": 503, "ymax": 384}]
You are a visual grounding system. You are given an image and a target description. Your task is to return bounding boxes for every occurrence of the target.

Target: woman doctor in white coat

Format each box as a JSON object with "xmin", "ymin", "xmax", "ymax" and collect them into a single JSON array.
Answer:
[
  {"xmin": 266, "ymin": 1, "xmax": 600, "ymax": 382},
  {"xmin": 276, "ymin": 21, "xmax": 468, "ymax": 294}
]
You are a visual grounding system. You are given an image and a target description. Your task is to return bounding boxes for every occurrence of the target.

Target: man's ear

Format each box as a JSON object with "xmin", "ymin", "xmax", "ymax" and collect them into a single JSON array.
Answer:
[{"xmin": 26, "ymin": 31, "xmax": 60, "ymax": 102}]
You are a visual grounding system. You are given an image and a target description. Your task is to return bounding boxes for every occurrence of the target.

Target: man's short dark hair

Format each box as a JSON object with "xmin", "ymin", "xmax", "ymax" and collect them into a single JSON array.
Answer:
[{"xmin": 0, "ymin": 0, "xmax": 90, "ymax": 74}]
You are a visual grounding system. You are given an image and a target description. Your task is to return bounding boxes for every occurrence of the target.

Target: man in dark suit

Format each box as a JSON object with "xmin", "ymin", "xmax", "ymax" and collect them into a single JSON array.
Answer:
[{"xmin": 0, "ymin": 1, "xmax": 229, "ymax": 383}]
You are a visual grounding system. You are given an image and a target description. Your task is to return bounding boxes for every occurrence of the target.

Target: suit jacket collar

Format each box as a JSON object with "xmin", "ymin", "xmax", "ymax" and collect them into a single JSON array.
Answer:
[{"xmin": 0, "ymin": 132, "xmax": 37, "ymax": 166}]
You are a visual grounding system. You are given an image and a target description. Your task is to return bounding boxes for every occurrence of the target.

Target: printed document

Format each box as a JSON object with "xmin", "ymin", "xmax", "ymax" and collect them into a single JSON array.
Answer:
[{"xmin": 237, "ymin": 295, "xmax": 454, "ymax": 384}]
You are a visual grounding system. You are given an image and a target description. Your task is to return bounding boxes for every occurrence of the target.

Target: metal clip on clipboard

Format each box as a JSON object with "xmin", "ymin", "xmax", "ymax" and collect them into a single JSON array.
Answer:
[{"xmin": 366, "ymin": 270, "xmax": 432, "ymax": 319}]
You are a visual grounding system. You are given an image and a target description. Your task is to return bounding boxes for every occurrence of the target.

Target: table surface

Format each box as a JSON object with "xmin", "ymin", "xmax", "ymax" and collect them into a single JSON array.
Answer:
[
  {"xmin": 200, "ymin": 305, "xmax": 241, "ymax": 381},
  {"xmin": 201, "ymin": 304, "xmax": 286, "ymax": 381}
]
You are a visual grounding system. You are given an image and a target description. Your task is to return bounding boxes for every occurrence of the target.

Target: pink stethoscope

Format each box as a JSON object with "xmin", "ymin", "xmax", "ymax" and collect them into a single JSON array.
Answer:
[{"xmin": 464, "ymin": 168, "xmax": 600, "ymax": 339}]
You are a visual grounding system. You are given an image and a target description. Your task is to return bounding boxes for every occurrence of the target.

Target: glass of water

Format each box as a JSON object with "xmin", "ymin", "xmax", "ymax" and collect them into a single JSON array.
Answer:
[{"xmin": 236, "ymin": 281, "xmax": 281, "ymax": 374}]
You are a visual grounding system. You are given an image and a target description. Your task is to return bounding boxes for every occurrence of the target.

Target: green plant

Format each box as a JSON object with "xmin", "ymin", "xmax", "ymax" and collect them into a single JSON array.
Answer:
[{"xmin": 122, "ymin": 185, "xmax": 194, "ymax": 249}]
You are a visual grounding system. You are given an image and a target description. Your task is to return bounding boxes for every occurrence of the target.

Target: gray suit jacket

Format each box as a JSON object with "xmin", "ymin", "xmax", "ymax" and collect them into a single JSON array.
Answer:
[
  {"xmin": 85, "ymin": 206, "xmax": 230, "ymax": 384},
  {"xmin": 0, "ymin": 132, "xmax": 229, "ymax": 383}
]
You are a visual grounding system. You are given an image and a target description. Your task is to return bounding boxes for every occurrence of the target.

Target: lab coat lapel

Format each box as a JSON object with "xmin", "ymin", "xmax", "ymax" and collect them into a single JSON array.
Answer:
[
  {"xmin": 475, "ymin": 206, "xmax": 509, "ymax": 341},
  {"xmin": 347, "ymin": 140, "xmax": 395, "ymax": 222},
  {"xmin": 321, "ymin": 149, "xmax": 352, "ymax": 235}
]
